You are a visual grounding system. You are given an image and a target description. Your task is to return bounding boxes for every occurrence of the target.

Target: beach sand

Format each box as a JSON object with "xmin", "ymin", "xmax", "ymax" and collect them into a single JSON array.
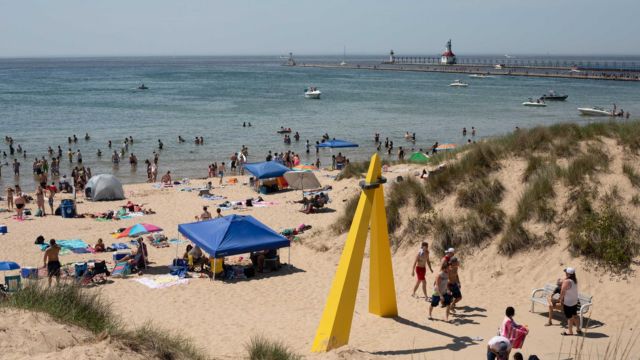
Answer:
[{"xmin": 1, "ymin": 163, "xmax": 638, "ymax": 359}]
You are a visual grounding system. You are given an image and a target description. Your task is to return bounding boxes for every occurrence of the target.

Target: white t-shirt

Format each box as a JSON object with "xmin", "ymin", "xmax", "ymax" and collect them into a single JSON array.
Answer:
[
  {"xmin": 488, "ymin": 336, "xmax": 512, "ymax": 352},
  {"xmin": 563, "ymin": 279, "xmax": 579, "ymax": 306}
]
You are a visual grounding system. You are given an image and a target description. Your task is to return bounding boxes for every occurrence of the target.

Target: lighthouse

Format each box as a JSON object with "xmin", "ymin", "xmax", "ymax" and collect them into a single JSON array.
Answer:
[{"xmin": 440, "ymin": 39, "xmax": 456, "ymax": 65}]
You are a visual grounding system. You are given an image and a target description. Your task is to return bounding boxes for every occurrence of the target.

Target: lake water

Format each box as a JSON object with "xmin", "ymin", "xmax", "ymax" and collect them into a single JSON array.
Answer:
[{"xmin": 1, "ymin": 56, "xmax": 639, "ymax": 191}]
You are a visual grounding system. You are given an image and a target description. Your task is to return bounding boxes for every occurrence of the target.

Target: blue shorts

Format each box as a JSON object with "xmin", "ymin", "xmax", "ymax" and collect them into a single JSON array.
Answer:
[
  {"xmin": 431, "ymin": 293, "xmax": 452, "ymax": 307},
  {"xmin": 449, "ymin": 283, "xmax": 462, "ymax": 299}
]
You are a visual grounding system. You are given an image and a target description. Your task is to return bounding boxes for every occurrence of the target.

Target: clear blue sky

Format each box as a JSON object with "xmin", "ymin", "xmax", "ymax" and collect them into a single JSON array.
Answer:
[{"xmin": 1, "ymin": 0, "xmax": 637, "ymax": 57}]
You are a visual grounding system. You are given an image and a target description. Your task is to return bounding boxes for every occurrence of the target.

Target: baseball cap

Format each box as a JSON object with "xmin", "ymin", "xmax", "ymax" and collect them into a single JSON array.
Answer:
[
  {"xmin": 446, "ymin": 248, "xmax": 455, "ymax": 253},
  {"xmin": 564, "ymin": 267, "xmax": 575, "ymax": 274}
]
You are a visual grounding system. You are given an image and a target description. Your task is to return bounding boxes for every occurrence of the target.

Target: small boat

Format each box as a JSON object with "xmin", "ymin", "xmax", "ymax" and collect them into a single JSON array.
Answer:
[
  {"xmin": 305, "ymin": 87, "xmax": 322, "ymax": 99},
  {"xmin": 540, "ymin": 91, "xmax": 568, "ymax": 101},
  {"xmin": 137, "ymin": 84, "xmax": 149, "ymax": 90},
  {"xmin": 578, "ymin": 107, "xmax": 614, "ymax": 116},
  {"xmin": 468, "ymin": 74, "xmax": 493, "ymax": 79},
  {"xmin": 523, "ymin": 98, "xmax": 547, "ymax": 107},
  {"xmin": 449, "ymin": 80, "xmax": 468, "ymax": 87}
]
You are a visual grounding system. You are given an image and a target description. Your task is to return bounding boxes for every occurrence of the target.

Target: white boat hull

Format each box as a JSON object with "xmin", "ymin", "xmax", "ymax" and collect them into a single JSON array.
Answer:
[
  {"xmin": 449, "ymin": 83, "xmax": 468, "ymax": 87},
  {"xmin": 305, "ymin": 91, "xmax": 322, "ymax": 99},
  {"xmin": 522, "ymin": 102, "xmax": 547, "ymax": 107},
  {"xmin": 578, "ymin": 108, "xmax": 613, "ymax": 116}
]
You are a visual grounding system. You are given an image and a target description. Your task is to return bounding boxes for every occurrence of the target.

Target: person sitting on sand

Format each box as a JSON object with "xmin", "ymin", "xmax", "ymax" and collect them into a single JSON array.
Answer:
[
  {"xmin": 251, "ymin": 248, "xmax": 278, "ymax": 273},
  {"xmin": 161, "ymin": 171, "xmax": 172, "ymax": 185},
  {"xmin": 188, "ymin": 245, "xmax": 207, "ymax": 270},
  {"xmin": 411, "ymin": 242, "xmax": 433, "ymax": 299},
  {"xmin": 428, "ymin": 262, "xmax": 452, "ymax": 322},
  {"xmin": 43, "ymin": 239, "xmax": 61, "ymax": 287},
  {"xmin": 199, "ymin": 206, "xmax": 212, "ymax": 221},
  {"xmin": 94, "ymin": 238, "xmax": 106, "ymax": 252},
  {"xmin": 121, "ymin": 238, "xmax": 148, "ymax": 270},
  {"xmin": 183, "ymin": 244, "xmax": 193, "ymax": 260}
]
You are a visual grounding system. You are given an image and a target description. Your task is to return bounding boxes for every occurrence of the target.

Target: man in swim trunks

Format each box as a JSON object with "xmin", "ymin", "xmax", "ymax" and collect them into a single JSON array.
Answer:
[
  {"xmin": 448, "ymin": 257, "xmax": 462, "ymax": 313},
  {"xmin": 411, "ymin": 242, "xmax": 433, "ymax": 299},
  {"xmin": 43, "ymin": 239, "xmax": 61, "ymax": 287}
]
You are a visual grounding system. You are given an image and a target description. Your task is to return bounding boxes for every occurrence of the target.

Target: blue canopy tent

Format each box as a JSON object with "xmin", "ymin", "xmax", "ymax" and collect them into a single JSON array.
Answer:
[
  {"xmin": 316, "ymin": 139, "xmax": 359, "ymax": 148},
  {"xmin": 177, "ymin": 215, "xmax": 291, "ymax": 278},
  {"xmin": 244, "ymin": 161, "xmax": 290, "ymax": 180}
]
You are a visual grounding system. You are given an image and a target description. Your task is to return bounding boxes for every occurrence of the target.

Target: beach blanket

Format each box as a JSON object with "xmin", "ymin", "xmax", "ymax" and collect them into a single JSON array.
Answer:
[
  {"xmin": 133, "ymin": 275, "xmax": 189, "ymax": 289},
  {"xmin": 39, "ymin": 239, "xmax": 89, "ymax": 252},
  {"xmin": 168, "ymin": 238, "xmax": 184, "ymax": 245},
  {"xmin": 110, "ymin": 242, "xmax": 130, "ymax": 250},
  {"xmin": 253, "ymin": 201, "xmax": 278, "ymax": 208},
  {"xmin": 201, "ymin": 194, "xmax": 226, "ymax": 201}
]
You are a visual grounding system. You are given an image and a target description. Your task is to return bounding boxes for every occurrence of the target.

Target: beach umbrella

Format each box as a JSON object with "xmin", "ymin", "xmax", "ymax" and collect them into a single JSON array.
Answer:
[
  {"xmin": 436, "ymin": 143, "xmax": 457, "ymax": 151},
  {"xmin": 408, "ymin": 152, "xmax": 430, "ymax": 164},
  {"xmin": 284, "ymin": 171, "xmax": 321, "ymax": 191},
  {"xmin": 316, "ymin": 139, "xmax": 359, "ymax": 148},
  {"xmin": 117, "ymin": 223, "xmax": 163, "ymax": 238},
  {"xmin": 0, "ymin": 261, "xmax": 20, "ymax": 271},
  {"xmin": 292, "ymin": 164, "xmax": 318, "ymax": 171}
]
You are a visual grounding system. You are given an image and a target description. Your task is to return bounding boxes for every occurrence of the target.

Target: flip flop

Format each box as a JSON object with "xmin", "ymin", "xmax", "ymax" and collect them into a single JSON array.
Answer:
[
  {"xmin": 561, "ymin": 332, "xmax": 573, "ymax": 336},
  {"xmin": 544, "ymin": 323, "xmax": 552, "ymax": 327}
]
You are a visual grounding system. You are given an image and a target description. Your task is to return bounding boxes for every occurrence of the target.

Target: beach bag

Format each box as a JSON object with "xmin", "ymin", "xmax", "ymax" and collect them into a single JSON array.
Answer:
[
  {"xmin": 511, "ymin": 326, "xmax": 529, "ymax": 349},
  {"xmin": 245, "ymin": 198, "xmax": 253, "ymax": 207}
]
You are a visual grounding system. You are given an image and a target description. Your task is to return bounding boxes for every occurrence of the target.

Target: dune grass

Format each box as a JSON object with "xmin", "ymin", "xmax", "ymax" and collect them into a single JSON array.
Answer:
[
  {"xmin": 568, "ymin": 194, "xmax": 638, "ymax": 271},
  {"xmin": 562, "ymin": 147, "xmax": 609, "ymax": 187},
  {"xmin": 456, "ymin": 178, "xmax": 504, "ymax": 209},
  {"xmin": 622, "ymin": 163, "xmax": 640, "ymax": 188},
  {"xmin": 245, "ymin": 335, "xmax": 302, "ymax": 360},
  {"xmin": 331, "ymin": 194, "xmax": 360, "ymax": 234},
  {"xmin": 1, "ymin": 284, "xmax": 209, "ymax": 360}
]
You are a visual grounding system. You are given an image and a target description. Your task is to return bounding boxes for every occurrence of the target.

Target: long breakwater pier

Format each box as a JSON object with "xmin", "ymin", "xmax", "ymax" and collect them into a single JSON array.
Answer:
[{"xmin": 294, "ymin": 48, "xmax": 640, "ymax": 81}]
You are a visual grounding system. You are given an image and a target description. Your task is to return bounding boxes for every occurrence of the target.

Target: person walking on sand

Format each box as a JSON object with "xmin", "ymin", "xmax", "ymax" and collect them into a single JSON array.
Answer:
[
  {"xmin": 6, "ymin": 187, "xmax": 14, "ymax": 210},
  {"xmin": 14, "ymin": 188, "xmax": 25, "ymax": 220},
  {"xmin": 411, "ymin": 242, "xmax": 433, "ymax": 299},
  {"xmin": 441, "ymin": 247, "xmax": 455, "ymax": 267},
  {"xmin": 428, "ymin": 262, "xmax": 452, "ymax": 322},
  {"xmin": 35, "ymin": 185, "xmax": 46, "ymax": 216},
  {"xmin": 560, "ymin": 267, "xmax": 582, "ymax": 336},
  {"xmin": 448, "ymin": 257, "xmax": 462, "ymax": 312},
  {"xmin": 218, "ymin": 162, "xmax": 225, "ymax": 185},
  {"xmin": 47, "ymin": 185, "xmax": 56, "ymax": 215},
  {"xmin": 43, "ymin": 239, "xmax": 61, "ymax": 287}
]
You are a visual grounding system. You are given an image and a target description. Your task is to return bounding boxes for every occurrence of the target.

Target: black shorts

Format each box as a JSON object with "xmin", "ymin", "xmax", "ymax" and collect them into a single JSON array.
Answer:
[
  {"xmin": 47, "ymin": 260, "xmax": 61, "ymax": 277},
  {"xmin": 563, "ymin": 304, "xmax": 578, "ymax": 318},
  {"xmin": 16, "ymin": 203, "xmax": 24, "ymax": 210}
]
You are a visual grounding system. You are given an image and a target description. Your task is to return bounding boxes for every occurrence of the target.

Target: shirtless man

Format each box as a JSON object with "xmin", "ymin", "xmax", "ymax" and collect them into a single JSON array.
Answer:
[
  {"xmin": 441, "ymin": 247, "xmax": 455, "ymax": 267},
  {"xmin": 43, "ymin": 239, "xmax": 61, "ymax": 286},
  {"xmin": 199, "ymin": 206, "xmax": 212, "ymax": 221},
  {"xmin": 6, "ymin": 187, "xmax": 14, "ymax": 209},
  {"xmin": 448, "ymin": 257, "xmax": 463, "ymax": 312},
  {"xmin": 411, "ymin": 242, "xmax": 433, "ymax": 299}
]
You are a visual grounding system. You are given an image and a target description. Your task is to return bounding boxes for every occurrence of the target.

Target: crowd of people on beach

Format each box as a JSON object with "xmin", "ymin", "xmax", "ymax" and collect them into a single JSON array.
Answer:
[{"xmin": 411, "ymin": 241, "xmax": 583, "ymax": 360}]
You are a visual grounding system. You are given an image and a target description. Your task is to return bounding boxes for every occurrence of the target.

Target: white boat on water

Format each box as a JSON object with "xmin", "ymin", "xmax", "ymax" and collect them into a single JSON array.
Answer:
[
  {"xmin": 578, "ymin": 107, "xmax": 613, "ymax": 116},
  {"xmin": 304, "ymin": 87, "xmax": 322, "ymax": 99},
  {"xmin": 449, "ymin": 80, "xmax": 468, "ymax": 87},
  {"xmin": 523, "ymin": 99, "xmax": 547, "ymax": 107}
]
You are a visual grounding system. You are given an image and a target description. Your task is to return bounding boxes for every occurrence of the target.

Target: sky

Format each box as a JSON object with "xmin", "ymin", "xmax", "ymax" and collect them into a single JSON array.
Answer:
[{"xmin": 1, "ymin": 0, "xmax": 638, "ymax": 58}]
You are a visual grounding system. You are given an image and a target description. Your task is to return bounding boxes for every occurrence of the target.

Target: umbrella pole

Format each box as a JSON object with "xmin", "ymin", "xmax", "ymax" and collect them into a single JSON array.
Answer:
[
  {"xmin": 213, "ymin": 258, "xmax": 216, "ymax": 281},
  {"xmin": 288, "ymin": 246, "xmax": 291, "ymax": 267}
]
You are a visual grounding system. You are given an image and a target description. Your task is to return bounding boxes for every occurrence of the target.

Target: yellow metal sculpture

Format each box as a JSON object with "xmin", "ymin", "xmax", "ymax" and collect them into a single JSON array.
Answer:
[{"xmin": 311, "ymin": 153, "xmax": 398, "ymax": 352}]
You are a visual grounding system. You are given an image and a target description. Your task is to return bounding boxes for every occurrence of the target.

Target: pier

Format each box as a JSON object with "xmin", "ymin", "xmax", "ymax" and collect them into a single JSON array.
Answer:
[{"xmin": 298, "ymin": 62, "xmax": 640, "ymax": 82}]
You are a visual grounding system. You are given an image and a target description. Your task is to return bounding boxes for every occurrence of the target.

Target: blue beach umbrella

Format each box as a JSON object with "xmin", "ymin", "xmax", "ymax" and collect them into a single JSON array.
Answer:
[{"xmin": 0, "ymin": 261, "xmax": 20, "ymax": 271}]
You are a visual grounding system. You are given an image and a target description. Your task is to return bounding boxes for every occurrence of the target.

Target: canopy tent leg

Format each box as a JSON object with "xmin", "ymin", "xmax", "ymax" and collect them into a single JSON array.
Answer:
[{"xmin": 288, "ymin": 246, "xmax": 291, "ymax": 267}]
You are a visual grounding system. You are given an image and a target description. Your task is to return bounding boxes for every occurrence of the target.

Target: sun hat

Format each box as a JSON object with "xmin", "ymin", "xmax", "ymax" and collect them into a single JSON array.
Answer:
[
  {"xmin": 446, "ymin": 247, "xmax": 455, "ymax": 253},
  {"xmin": 564, "ymin": 267, "xmax": 575, "ymax": 274}
]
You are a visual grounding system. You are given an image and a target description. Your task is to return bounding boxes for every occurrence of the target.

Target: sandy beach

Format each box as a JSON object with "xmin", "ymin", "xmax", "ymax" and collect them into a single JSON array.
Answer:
[{"xmin": 1, "ymin": 152, "xmax": 639, "ymax": 359}]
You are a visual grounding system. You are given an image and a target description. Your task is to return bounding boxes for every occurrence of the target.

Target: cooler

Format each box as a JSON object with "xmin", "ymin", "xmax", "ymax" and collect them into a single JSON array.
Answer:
[
  {"xmin": 20, "ymin": 267, "xmax": 38, "ymax": 279},
  {"xmin": 113, "ymin": 252, "xmax": 129, "ymax": 262},
  {"xmin": 0, "ymin": 225, "xmax": 7, "ymax": 234}
]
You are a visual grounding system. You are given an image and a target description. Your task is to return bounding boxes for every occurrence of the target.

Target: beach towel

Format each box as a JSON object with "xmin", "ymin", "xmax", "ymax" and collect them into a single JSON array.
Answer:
[
  {"xmin": 201, "ymin": 195, "xmax": 226, "ymax": 201},
  {"xmin": 168, "ymin": 238, "xmax": 184, "ymax": 245},
  {"xmin": 39, "ymin": 239, "xmax": 89, "ymax": 252},
  {"xmin": 110, "ymin": 242, "xmax": 130, "ymax": 250},
  {"xmin": 133, "ymin": 275, "xmax": 189, "ymax": 289},
  {"xmin": 253, "ymin": 201, "xmax": 278, "ymax": 207}
]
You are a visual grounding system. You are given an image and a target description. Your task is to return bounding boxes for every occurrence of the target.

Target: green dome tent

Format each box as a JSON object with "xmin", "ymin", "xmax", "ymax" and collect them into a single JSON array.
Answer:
[{"xmin": 408, "ymin": 152, "xmax": 430, "ymax": 164}]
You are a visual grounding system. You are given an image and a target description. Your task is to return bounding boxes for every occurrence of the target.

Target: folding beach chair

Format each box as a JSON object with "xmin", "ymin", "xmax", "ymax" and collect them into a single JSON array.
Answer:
[{"xmin": 111, "ymin": 262, "xmax": 131, "ymax": 278}]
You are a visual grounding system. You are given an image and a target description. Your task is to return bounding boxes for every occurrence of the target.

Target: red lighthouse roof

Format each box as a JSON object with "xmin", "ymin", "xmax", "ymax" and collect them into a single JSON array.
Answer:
[{"xmin": 442, "ymin": 50, "xmax": 455, "ymax": 57}]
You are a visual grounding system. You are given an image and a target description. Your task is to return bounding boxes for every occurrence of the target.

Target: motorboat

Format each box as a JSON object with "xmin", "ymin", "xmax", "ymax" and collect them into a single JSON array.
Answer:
[
  {"xmin": 578, "ymin": 107, "xmax": 614, "ymax": 116},
  {"xmin": 137, "ymin": 83, "xmax": 149, "ymax": 90},
  {"xmin": 468, "ymin": 74, "xmax": 493, "ymax": 79},
  {"xmin": 523, "ymin": 98, "xmax": 547, "ymax": 107},
  {"xmin": 449, "ymin": 80, "xmax": 468, "ymax": 87},
  {"xmin": 540, "ymin": 91, "xmax": 568, "ymax": 101},
  {"xmin": 305, "ymin": 87, "xmax": 322, "ymax": 99}
]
